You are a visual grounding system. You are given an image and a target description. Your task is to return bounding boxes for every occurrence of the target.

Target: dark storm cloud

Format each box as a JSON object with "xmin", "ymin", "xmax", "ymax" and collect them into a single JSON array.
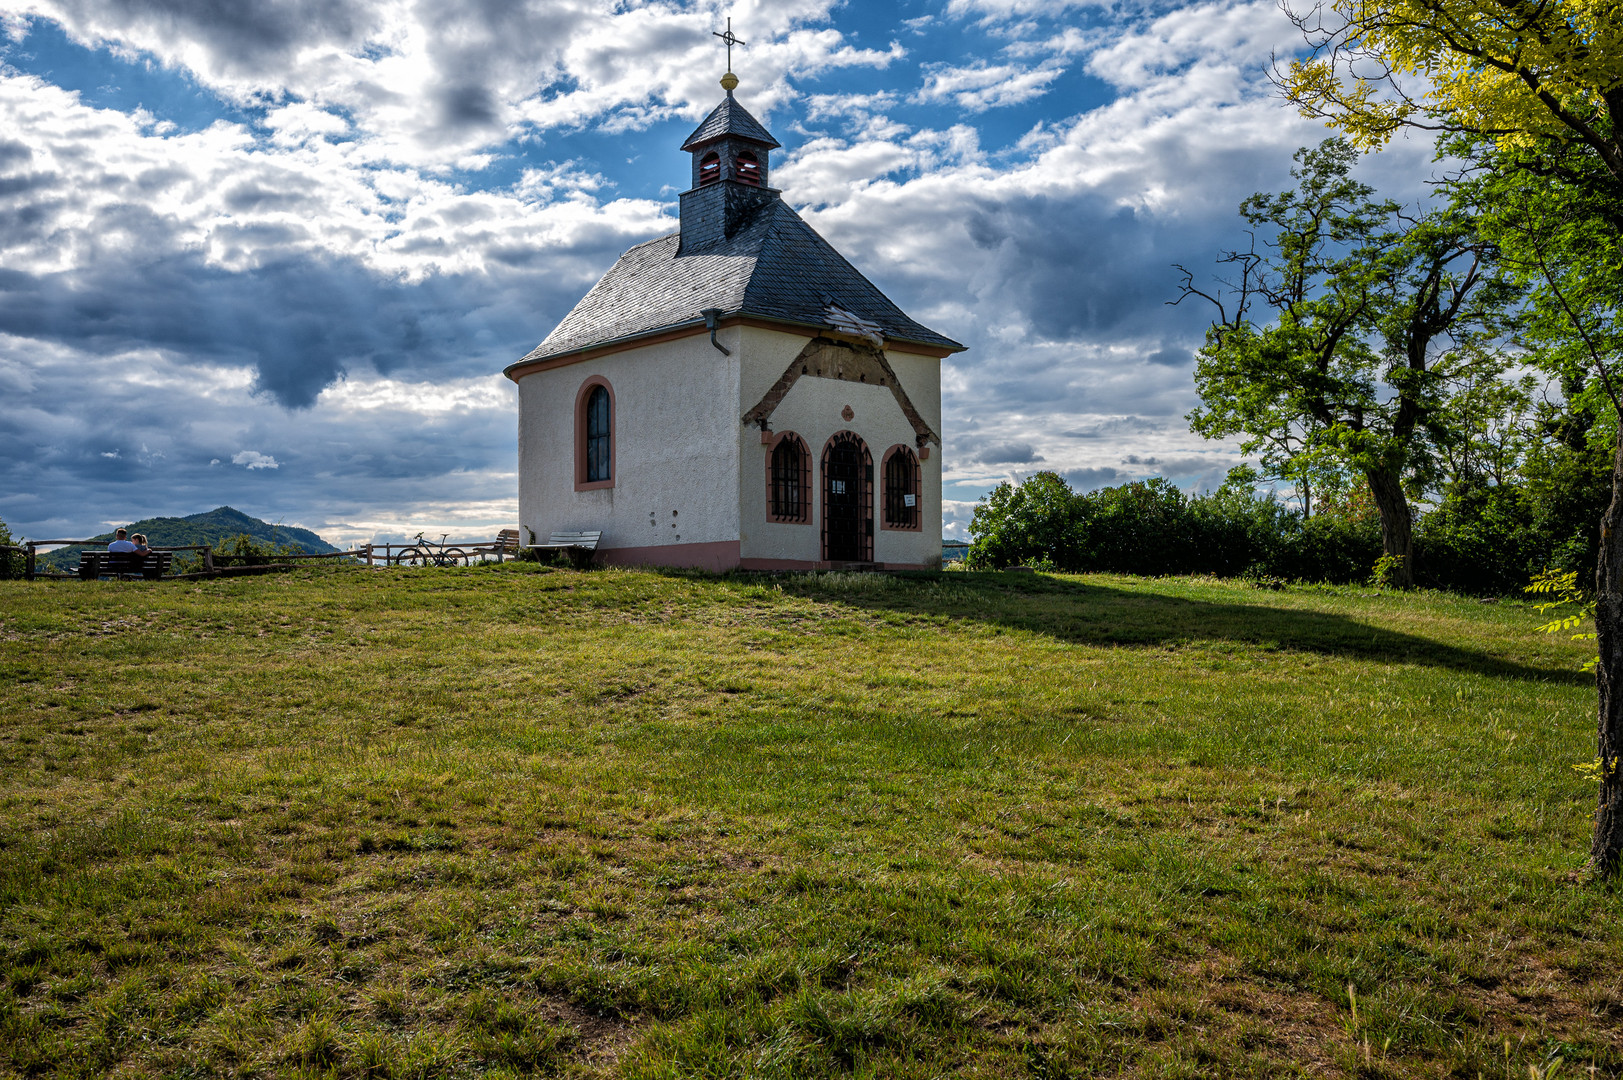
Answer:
[
  {"xmin": 975, "ymin": 441, "xmax": 1044, "ymax": 464},
  {"xmin": 0, "ymin": 341, "xmax": 520, "ymax": 540},
  {"xmin": 1145, "ymin": 344, "xmax": 1191, "ymax": 367},
  {"xmin": 0, "ymin": 251, "xmax": 548, "ymax": 408},
  {"xmin": 962, "ymin": 193, "xmax": 1221, "ymax": 345},
  {"xmin": 1062, "ymin": 466, "xmax": 1122, "ymax": 491},
  {"xmin": 36, "ymin": 0, "xmax": 374, "ymax": 79}
]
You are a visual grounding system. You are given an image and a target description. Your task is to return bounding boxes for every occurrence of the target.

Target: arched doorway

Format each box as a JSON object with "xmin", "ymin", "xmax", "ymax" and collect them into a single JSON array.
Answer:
[{"xmin": 822, "ymin": 431, "xmax": 872, "ymax": 562}]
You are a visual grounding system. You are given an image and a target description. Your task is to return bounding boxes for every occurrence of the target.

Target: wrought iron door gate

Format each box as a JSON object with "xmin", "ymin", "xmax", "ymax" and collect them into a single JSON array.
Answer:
[{"xmin": 822, "ymin": 432, "xmax": 872, "ymax": 562}]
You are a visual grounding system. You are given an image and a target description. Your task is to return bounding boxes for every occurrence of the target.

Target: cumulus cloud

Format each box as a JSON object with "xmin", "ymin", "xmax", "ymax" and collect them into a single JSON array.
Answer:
[
  {"xmin": 231, "ymin": 450, "xmax": 279, "ymax": 470},
  {"xmin": 5, "ymin": 0, "xmax": 902, "ymax": 167},
  {"xmin": 915, "ymin": 58, "xmax": 1067, "ymax": 111},
  {"xmin": 0, "ymin": 71, "xmax": 672, "ymax": 408}
]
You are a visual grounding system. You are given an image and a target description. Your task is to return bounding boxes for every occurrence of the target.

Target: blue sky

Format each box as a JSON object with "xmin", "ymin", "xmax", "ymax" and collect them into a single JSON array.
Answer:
[{"xmin": 0, "ymin": 0, "xmax": 1440, "ymax": 544}]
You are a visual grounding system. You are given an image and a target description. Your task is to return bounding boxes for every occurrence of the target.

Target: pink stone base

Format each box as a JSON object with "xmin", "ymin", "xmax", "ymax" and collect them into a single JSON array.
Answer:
[
  {"xmin": 591, "ymin": 542, "xmax": 938, "ymax": 574},
  {"xmin": 595, "ymin": 540, "xmax": 742, "ymax": 572}
]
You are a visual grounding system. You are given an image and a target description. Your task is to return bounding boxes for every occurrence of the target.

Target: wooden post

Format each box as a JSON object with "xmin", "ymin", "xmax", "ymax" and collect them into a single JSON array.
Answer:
[
  {"xmin": 24, "ymin": 542, "xmax": 35, "ymax": 582},
  {"xmin": 203, "ymin": 546, "xmax": 214, "ymax": 574},
  {"xmin": 364, "ymin": 543, "xmax": 373, "ymax": 567}
]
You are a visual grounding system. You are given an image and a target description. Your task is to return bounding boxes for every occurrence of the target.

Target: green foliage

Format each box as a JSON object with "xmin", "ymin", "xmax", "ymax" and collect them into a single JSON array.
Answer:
[
  {"xmin": 965, "ymin": 465, "xmax": 1603, "ymax": 595},
  {"xmin": 965, "ymin": 471, "xmax": 1086, "ymax": 570},
  {"xmin": 966, "ymin": 469, "xmax": 1384, "ymax": 583},
  {"xmin": 1182, "ymin": 139, "xmax": 1523, "ymax": 581},
  {"xmin": 1527, "ymin": 567, "xmax": 1598, "ymax": 670},
  {"xmin": 0, "ymin": 516, "xmax": 22, "ymax": 581}
]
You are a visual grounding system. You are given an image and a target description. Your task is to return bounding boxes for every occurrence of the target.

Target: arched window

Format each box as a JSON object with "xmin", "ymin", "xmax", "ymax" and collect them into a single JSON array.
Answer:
[
  {"xmin": 767, "ymin": 434, "xmax": 810, "ymax": 523},
  {"xmin": 882, "ymin": 446, "xmax": 921, "ymax": 530},
  {"xmin": 699, "ymin": 151, "xmax": 721, "ymax": 186},
  {"xmin": 575, "ymin": 378, "xmax": 614, "ymax": 490},
  {"xmin": 586, "ymin": 386, "xmax": 610, "ymax": 481},
  {"xmin": 735, "ymin": 151, "xmax": 761, "ymax": 186}
]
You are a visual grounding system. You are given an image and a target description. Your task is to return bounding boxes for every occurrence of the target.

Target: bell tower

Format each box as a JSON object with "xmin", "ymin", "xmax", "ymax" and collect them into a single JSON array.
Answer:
[{"xmin": 676, "ymin": 72, "xmax": 782, "ymax": 255}]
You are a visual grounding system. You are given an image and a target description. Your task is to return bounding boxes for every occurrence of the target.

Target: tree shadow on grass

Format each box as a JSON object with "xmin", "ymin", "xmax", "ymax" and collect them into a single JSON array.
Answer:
[{"xmin": 743, "ymin": 569, "xmax": 1589, "ymax": 686}]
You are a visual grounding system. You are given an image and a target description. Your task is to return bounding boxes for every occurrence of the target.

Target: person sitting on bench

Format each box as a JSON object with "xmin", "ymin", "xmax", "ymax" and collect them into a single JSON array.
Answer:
[
  {"xmin": 131, "ymin": 533, "xmax": 150, "ymax": 554},
  {"xmin": 107, "ymin": 529, "xmax": 137, "ymax": 553}
]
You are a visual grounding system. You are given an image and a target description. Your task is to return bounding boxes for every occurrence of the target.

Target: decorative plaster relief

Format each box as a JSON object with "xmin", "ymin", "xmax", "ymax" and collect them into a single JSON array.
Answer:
[{"xmin": 742, "ymin": 336, "xmax": 939, "ymax": 446}]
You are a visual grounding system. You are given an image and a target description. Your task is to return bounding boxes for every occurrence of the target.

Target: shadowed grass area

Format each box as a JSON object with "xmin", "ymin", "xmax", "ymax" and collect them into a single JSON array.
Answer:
[{"xmin": 0, "ymin": 565, "xmax": 1617, "ymax": 1078}]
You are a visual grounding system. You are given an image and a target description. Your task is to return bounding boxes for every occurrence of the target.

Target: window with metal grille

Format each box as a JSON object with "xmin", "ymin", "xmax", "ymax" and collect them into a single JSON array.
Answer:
[
  {"xmin": 768, "ymin": 434, "xmax": 809, "ymax": 522},
  {"xmin": 883, "ymin": 447, "xmax": 920, "ymax": 529},
  {"xmin": 736, "ymin": 151, "xmax": 761, "ymax": 186},
  {"xmin": 585, "ymin": 385, "xmax": 611, "ymax": 483},
  {"xmin": 699, "ymin": 152, "xmax": 721, "ymax": 185}
]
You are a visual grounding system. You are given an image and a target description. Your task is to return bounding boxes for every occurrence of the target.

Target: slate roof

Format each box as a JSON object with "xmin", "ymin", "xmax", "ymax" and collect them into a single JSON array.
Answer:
[
  {"xmin": 680, "ymin": 94, "xmax": 780, "ymax": 151},
  {"xmin": 513, "ymin": 199, "xmax": 964, "ymax": 366}
]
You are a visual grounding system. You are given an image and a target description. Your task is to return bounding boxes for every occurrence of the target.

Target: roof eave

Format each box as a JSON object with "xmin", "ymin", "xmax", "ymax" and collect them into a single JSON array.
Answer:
[
  {"xmin": 504, "ymin": 318, "xmax": 709, "ymax": 380},
  {"xmin": 505, "ymin": 312, "xmax": 965, "ymax": 380},
  {"xmin": 679, "ymin": 131, "xmax": 781, "ymax": 152}
]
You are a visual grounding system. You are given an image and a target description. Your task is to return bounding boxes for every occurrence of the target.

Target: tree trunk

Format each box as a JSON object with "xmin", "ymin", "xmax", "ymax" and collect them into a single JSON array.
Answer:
[
  {"xmin": 1592, "ymin": 432, "xmax": 1623, "ymax": 874},
  {"xmin": 1365, "ymin": 468, "xmax": 1414, "ymax": 588}
]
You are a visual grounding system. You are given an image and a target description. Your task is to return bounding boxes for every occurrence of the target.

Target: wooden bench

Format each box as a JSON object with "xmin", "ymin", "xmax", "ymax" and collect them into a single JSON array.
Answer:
[
  {"xmin": 490, "ymin": 529, "xmax": 521, "ymax": 559},
  {"xmin": 531, "ymin": 530, "xmax": 602, "ymax": 568},
  {"xmin": 79, "ymin": 550, "xmax": 173, "ymax": 581}
]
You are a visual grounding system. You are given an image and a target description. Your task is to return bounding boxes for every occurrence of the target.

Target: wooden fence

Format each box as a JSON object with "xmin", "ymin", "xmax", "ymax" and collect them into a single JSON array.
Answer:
[{"xmin": 17, "ymin": 537, "xmax": 519, "ymax": 580}]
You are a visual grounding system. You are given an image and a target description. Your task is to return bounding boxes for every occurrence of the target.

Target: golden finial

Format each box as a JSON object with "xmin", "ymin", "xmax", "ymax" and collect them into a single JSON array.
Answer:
[{"xmin": 720, "ymin": 71, "xmax": 739, "ymax": 92}]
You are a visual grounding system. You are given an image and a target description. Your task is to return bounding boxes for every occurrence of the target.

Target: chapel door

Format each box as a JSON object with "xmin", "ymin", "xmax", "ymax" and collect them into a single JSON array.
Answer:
[{"xmin": 822, "ymin": 432, "xmax": 872, "ymax": 563}]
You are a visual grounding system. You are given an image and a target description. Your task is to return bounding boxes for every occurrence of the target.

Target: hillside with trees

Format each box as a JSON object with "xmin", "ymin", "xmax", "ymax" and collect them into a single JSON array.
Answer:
[{"xmin": 37, "ymin": 506, "xmax": 337, "ymax": 570}]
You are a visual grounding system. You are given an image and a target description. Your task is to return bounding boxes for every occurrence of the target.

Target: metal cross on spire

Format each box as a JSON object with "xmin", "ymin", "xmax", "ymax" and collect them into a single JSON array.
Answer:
[{"xmin": 712, "ymin": 18, "xmax": 745, "ymax": 72}]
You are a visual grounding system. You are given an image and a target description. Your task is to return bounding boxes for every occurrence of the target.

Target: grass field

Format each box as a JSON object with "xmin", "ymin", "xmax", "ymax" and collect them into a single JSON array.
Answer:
[{"xmin": 1, "ymin": 565, "xmax": 1617, "ymax": 1078}]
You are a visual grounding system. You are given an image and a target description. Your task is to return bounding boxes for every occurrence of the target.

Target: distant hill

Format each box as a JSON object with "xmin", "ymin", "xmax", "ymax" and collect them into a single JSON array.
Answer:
[{"xmin": 40, "ymin": 507, "xmax": 338, "ymax": 570}]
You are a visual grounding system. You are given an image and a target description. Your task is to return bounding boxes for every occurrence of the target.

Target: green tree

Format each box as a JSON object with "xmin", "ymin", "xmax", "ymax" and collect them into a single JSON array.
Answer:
[
  {"xmin": 965, "ymin": 472, "xmax": 1087, "ymax": 571},
  {"xmin": 1449, "ymin": 138, "xmax": 1623, "ymax": 869},
  {"xmin": 1178, "ymin": 139, "xmax": 1519, "ymax": 587},
  {"xmin": 1277, "ymin": 0, "xmax": 1623, "ymax": 873}
]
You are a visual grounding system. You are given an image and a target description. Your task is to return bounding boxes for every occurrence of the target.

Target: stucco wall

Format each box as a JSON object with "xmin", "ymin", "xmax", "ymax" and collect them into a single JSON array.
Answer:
[
  {"xmin": 515, "ymin": 328, "xmax": 741, "ymax": 557},
  {"xmin": 736, "ymin": 326, "xmax": 942, "ymax": 568}
]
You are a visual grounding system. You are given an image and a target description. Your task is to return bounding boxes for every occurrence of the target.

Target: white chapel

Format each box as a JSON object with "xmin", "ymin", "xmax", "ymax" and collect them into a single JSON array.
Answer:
[{"xmin": 504, "ymin": 70, "xmax": 964, "ymax": 571}]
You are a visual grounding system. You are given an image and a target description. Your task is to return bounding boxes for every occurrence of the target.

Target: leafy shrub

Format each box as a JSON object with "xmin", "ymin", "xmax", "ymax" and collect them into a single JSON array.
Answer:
[
  {"xmin": 966, "ymin": 472, "xmax": 1088, "ymax": 570},
  {"xmin": 964, "ymin": 469, "xmax": 1378, "ymax": 587},
  {"xmin": 0, "ymin": 516, "xmax": 23, "ymax": 580},
  {"xmin": 1087, "ymin": 477, "xmax": 1199, "ymax": 575}
]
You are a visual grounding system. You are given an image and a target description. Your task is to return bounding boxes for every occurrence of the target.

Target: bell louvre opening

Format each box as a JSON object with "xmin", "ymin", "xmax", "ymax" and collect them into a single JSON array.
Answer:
[
  {"xmin": 736, "ymin": 151, "xmax": 761, "ymax": 186},
  {"xmin": 699, "ymin": 151, "xmax": 721, "ymax": 186}
]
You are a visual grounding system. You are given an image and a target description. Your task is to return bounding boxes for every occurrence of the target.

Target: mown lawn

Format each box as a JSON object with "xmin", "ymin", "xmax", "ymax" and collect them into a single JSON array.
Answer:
[{"xmin": 0, "ymin": 565, "xmax": 1616, "ymax": 1078}]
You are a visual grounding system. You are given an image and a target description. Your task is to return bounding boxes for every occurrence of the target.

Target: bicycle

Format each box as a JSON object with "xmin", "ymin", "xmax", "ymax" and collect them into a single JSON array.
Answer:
[{"xmin": 396, "ymin": 532, "xmax": 471, "ymax": 568}]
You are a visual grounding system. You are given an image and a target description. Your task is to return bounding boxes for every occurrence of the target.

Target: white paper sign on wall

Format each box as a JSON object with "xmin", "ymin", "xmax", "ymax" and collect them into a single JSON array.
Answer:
[{"xmin": 903, "ymin": 494, "xmax": 916, "ymax": 507}]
